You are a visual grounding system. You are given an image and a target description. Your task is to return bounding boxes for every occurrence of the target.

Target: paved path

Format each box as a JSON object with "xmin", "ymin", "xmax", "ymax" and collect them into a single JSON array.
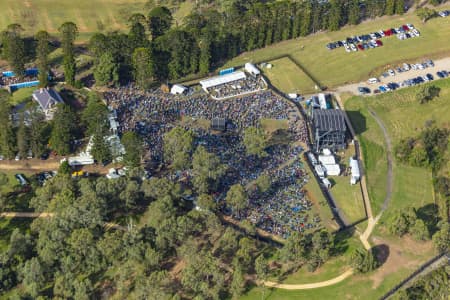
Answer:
[{"xmin": 263, "ymin": 269, "xmax": 354, "ymax": 290}]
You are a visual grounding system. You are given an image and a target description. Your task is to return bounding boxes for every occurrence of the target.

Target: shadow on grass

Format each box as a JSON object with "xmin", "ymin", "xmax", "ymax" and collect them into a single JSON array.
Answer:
[
  {"xmin": 416, "ymin": 203, "xmax": 441, "ymax": 235},
  {"xmin": 346, "ymin": 110, "xmax": 367, "ymax": 135},
  {"xmin": 372, "ymin": 244, "xmax": 390, "ymax": 268},
  {"xmin": 332, "ymin": 227, "xmax": 356, "ymax": 256}
]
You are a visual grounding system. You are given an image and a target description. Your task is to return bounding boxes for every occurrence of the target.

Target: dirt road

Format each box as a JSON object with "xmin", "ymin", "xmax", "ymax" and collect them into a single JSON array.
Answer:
[{"xmin": 263, "ymin": 269, "xmax": 354, "ymax": 290}]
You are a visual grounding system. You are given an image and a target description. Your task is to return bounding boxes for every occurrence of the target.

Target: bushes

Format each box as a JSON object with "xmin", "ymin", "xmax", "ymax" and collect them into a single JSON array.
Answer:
[
  {"xmin": 349, "ymin": 247, "xmax": 378, "ymax": 273},
  {"xmin": 416, "ymin": 85, "xmax": 440, "ymax": 104}
]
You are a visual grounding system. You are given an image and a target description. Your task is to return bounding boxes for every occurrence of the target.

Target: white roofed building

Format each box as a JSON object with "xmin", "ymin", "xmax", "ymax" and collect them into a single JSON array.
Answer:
[
  {"xmin": 170, "ymin": 84, "xmax": 187, "ymax": 95},
  {"xmin": 245, "ymin": 63, "xmax": 261, "ymax": 76},
  {"xmin": 319, "ymin": 155, "xmax": 336, "ymax": 165},
  {"xmin": 349, "ymin": 157, "xmax": 360, "ymax": 184},
  {"xmin": 200, "ymin": 71, "xmax": 246, "ymax": 91},
  {"xmin": 323, "ymin": 164, "xmax": 341, "ymax": 176}
]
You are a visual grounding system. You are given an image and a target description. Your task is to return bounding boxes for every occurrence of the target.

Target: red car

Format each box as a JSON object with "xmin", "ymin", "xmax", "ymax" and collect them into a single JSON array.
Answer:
[
  {"xmin": 375, "ymin": 40, "xmax": 383, "ymax": 46},
  {"xmin": 402, "ymin": 25, "xmax": 409, "ymax": 31},
  {"xmin": 357, "ymin": 44, "xmax": 364, "ymax": 50},
  {"xmin": 384, "ymin": 29, "xmax": 392, "ymax": 36}
]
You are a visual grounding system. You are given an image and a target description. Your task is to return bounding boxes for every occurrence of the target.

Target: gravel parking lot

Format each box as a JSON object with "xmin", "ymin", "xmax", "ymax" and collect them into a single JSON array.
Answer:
[{"xmin": 336, "ymin": 57, "xmax": 450, "ymax": 96}]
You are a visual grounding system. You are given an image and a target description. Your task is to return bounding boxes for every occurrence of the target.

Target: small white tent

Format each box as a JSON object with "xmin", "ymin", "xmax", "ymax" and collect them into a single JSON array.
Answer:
[{"xmin": 170, "ymin": 84, "xmax": 187, "ymax": 95}]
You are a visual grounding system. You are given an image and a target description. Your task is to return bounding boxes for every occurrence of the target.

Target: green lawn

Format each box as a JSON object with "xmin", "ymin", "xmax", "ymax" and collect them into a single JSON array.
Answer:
[
  {"xmin": 9, "ymin": 87, "xmax": 34, "ymax": 106},
  {"xmin": 0, "ymin": 0, "xmax": 148, "ymax": 38},
  {"xmin": 225, "ymin": 7, "xmax": 450, "ymax": 89},
  {"xmin": 345, "ymin": 78, "xmax": 450, "ymax": 217},
  {"xmin": 262, "ymin": 57, "xmax": 317, "ymax": 94}
]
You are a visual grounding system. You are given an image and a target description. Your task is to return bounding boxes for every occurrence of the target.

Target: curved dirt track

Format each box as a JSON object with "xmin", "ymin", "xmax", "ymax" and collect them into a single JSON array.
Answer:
[{"xmin": 263, "ymin": 269, "xmax": 354, "ymax": 290}]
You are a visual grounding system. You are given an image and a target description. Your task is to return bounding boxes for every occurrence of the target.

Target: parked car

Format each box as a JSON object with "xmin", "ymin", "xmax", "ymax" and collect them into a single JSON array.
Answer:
[
  {"xmin": 15, "ymin": 174, "xmax": 28, "ymax": 186},
  {"xmin": 388, "ymin": 69, "xmax": 395, "ymax": 76},
  {"xmin": 15, "ymin": 154, "xmax": 20, "ymax": 161},
  {"xmin": 368, "ymin": 77, "xmax": 380, "ymax": 84},
  {"xmin": 436, "ymin": 71, "xmax": 445, "ymax": 78},
  {"xmin": 40, "ymin": 152, "xmax": 49, "ymax": 160},
  {"xmin": 358, "ymin": 87, "xmax": 371, "ymax": 94},
  {"xmin": 426, "ymin": 73, "xmax": 434, "ymax": 81}
]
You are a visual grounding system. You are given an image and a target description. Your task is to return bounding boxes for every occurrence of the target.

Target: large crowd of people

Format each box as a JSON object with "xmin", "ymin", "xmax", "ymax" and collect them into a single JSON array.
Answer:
[
  {"xmin": 104, "ymin": 85, "xmax": 317, "ymax": 237},
  {"xmin": 0, "ymin": 74, "xmax": 37, "ymax": 86}
]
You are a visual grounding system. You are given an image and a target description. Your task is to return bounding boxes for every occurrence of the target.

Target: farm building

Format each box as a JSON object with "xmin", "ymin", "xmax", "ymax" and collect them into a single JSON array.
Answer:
[{"xmin": 312, "ymin": 109, "xmax": 347, "ymax": 153}]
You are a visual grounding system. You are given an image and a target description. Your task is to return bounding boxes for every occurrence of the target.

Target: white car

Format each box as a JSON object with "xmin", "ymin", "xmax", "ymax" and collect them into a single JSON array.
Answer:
[
  {"xmin": 15, "ymin": 155, "xmax": 20, "ymax": 161},
  {"xmin": 344, "ymin": 45, "xmax": 351, "ymax": 52},
  {"xmin": 406, "ymin": 24, "xmax": 414, "ymax": 30},
  {"xmin": 412, "ymin": 29, "xmax": 420, "ymax": 36},
  {"xmin": 403, "ymin": 63, "xmax": 410, "ymax": 71},
  {"xmin": 0, "ymin": 155, "xmax": 4, "ymax": 161},
  {"xmin": 379, "ymin": 30, "xmax": 385, "ymax": 37},
  {"xmin": 388, "ymin": 69, "xmax": 395, "ymax": 76},
  {"xmin": 350, "ymin": 44, "xmax": 357, "ymax": 51},
  {"xmin": 368, "ymin": 77, "xmax": 380, "ymax": 84}
]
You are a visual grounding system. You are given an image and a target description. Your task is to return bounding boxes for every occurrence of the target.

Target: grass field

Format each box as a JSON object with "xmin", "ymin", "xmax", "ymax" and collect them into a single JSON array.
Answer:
[
  {"xmin": 226, "ymin": 7, "xmax": 450, "ymax": 89},
  {"xmin": 0, "ymin": 0, "xmax": 147, "ymax": 36},
  {"xmin": 345, "ymin": 78, "xmax": 450, "ymax": 217},
  {"xmin": 262, "ymin": 57, "xmax": 317, "ymax": 94}
]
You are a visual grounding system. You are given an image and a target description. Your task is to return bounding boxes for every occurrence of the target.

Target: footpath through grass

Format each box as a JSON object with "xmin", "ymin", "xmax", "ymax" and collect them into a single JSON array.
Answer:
[{"xmin": 226, "ymin": 7, "xmax": 450, "ymax": 89}]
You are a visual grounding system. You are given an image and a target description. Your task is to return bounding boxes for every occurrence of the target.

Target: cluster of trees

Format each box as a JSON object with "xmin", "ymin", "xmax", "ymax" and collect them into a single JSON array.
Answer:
[
  {"xmin": 349, "ymin": 247, "xmax": 378, "ymax": 273},
  {"xmin": 416, "ymin": 85, "xmax": 440, "ymax": 104},
  {"xmin": 0, "ymin": 170, "xmax": 272, "ymax": 299},
  {"xmin": 394, "ymin": 265, "xmax": 449, "ymax": 300},
  {"xmin": 88, "ymin": 0, "xmax": 407, "ymax": 86},
  {"xmin": 388, "ymin": 208, "xmax": 430, "ymax": 241},
  {"xmin": 395, "ymin": 126, "xmax": 449, "ymax": 171},
  {"xmin": 278, "ymin": 230, "xmax": 334, "ymax": 272}
]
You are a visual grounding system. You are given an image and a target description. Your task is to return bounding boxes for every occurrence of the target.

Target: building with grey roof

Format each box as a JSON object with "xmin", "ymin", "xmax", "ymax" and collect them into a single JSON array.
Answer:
[
  {"xmin": 32, "ymin": 88, "xmax": 64, "ymax": 120},
  {"xmin": 312, "ymin": 109, "xmax": 347, "ymax": 152}
]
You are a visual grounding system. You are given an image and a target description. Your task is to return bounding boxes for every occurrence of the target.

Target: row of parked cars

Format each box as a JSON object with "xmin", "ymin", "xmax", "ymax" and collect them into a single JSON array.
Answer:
[
  {"xmin": 381, "ymin": 60, "xmax": 434, "ymax": 77},
  {"xmin": 438, "ymin": 10, "xmax": 449, "ymax": 17},
  {"xmin": 326, "ymin": 24, "xmax": 418, "ymax": 53}
]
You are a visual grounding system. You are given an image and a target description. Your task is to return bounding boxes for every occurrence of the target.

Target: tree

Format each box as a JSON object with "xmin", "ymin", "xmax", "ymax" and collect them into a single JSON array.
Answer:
[
  {"xmin": 411, "ymin": 219, "xmax": 429, "ymax": 241},
  {"xmin": 0, "ymin": 101, "xmax": 16, "ymax": 159},
  {"xmin": 416, "ymin": 8, "xmax": 436, "ymax": 23},
  {"xmin": 128, "ymin": 14, "xmax": 148, "ymax": 50},
  {"xmin": 328, "ymin": 0, "xmax": 342, "ymax": 31},
  {"xmin": 432, "ymin": 222, "xmax": 450, "ymax": 253},
  {"xmin": 385, "ymin": 0, "xmax": 395, "ymax": 15},
  {"xmin": 255, "ymin": 254, "xmax": 269, "ymax": 299},
  {"xmin": 255, "ymin": 174, "xmax": 271, "ymax": 193},
  {"xmin": 196, "ymin": 194, "xmax": 217, "ymax": 212},
  {"xmin": 50, "ymin": 104, "xmax": 77, "ymax": 155},
  {"xmin": 388, "ymin": 209, "xmax": 417, "ymax": 236},
  {"xmin": 121, "ymin": 131, "xmax": 143, "ymax": 167},
  {"xmin": 230, "ymin": 266, "xmax": 245, "ymax": 299},
  {"xmin": 243, "ymin": 126, "xmax": 267, "ymax": 158},
  {"xmin": 58, "ymin": 22, "xmax": 78, "ymax": 85},
  {"xmin": 395, "ymin": 0, "xmax": 405, "ymax": 14},
  {"xmin": 1, "ymin": 24, "xmax": 25, "ymax": 78},
  {"xmin": 198, "ymin": 37, "xmax": 211, "ymax": 75},
  {"xmin": 226, "ymin": 184, "xmax": 248, "ymax": 217},
  {"xmin": 163, "ymin": 127, "xmax": 194, "ymax": 170},
  {"xmin": 132, "ymin": 47, "xmax": 154, "ymax": 89},
  {"xmin": 90, "ymin": 130, "xmax": 111, "ymax": 164},
  {"xmin": 148, "ymin": 6, "xmax": 173, "ymax": 39},
  {"xmin": 16, "ymin": 112, "xmax": 29, "ymax": 158},
  {"xmin": 35, "ymin": 30, "xmax": 51, "ymax": 87},
  {"xmin": 416, "ymin": 85, "xmax": 440, "ymax": 104},
  {"xmin": 20, "ymin": 257, "xmax": 45, "ymax": 298},
  {"xmin": 192, "ymin": 146, "xmax": 226, "ymax": 194},
  {"xmin": 279, "ymin": 231, "xmax": 308, "ymax": 263},
  {"xmin": 93, "ymin": 51, "xmax": 119, "ymax": 86},
  {"xmin": 29, "ymin": 103, "xmax": 49, "ymax": 158},
  {"xmin": 409, "ymin": 145, "xmax": 429, "ymax": 167},
  {"xmin": 349, "ymin": 247, "xmax": 377, "ymax": 273},
  {"xmin": 348, "ymin": 0, "xmax": 360, "ymax": 25},
  {"xmin": 58, "ymin": 160, "xmax": 71, "ymax": 175},
  {"xmin": 81, "ymin": 92, "xmax": 109, "ymax": 136}
]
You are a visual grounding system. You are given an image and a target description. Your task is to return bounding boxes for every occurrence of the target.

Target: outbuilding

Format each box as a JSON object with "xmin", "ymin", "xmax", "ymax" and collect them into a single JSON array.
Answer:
[
  {"xmin": 349, "ymin": 157, "xmax": 360, "ymax": 184},
  {"xmin": 170, "ymin": 84, "xmax": 187, "ymax": 95},
  {"xmin": 245, "ymin": 63, "xmax": 261, "ymax": 76}
]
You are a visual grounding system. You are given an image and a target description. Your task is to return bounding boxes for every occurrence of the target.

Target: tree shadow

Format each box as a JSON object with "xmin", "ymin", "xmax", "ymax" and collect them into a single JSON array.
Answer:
[
  {"xmin": 332, "ymin": 227, "xmax": 355, "ymax": 256},
  {"xmin": 372, "ymin": 244, "xmax": 390, "ymax": 267},
  {"xmin": 346, "ymin": 110, "xmax": 367, "ymax": 135},
  {"xmin": 416, "ymin": 203, "xmax": 441, "ymax": 235}
]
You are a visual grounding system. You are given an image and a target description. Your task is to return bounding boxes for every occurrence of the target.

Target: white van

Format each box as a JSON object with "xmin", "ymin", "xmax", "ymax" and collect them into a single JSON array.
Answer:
[{"xmin": 368, "ymin": 78, "xmax": 379, "ymax": 84}]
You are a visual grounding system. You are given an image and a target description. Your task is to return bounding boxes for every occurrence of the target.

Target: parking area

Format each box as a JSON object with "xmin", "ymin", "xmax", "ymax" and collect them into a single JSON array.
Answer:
[{"xmin": 336, "ymin": 57, "xmax": 450, "ymax": 96}]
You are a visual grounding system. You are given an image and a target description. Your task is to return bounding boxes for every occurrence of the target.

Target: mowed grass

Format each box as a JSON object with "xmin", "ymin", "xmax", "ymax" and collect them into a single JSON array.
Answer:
[
  {"xmin": 226, "ymin": 7, "xmax": 450, "ymax": 89},
  {"xmin": 345, "ymin": 78, "xmax": 450, "ymax": 217},
  {"xmin": 0, "ymin": 0, "xmax": 147, "ymax": 37},
  {"xmin": 262, "ymin": 58, "xmax": 317, "ymax": 94}
]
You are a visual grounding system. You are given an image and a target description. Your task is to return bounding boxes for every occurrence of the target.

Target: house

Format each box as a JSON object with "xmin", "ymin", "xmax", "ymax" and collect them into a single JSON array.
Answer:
[{"xmin": 32, "ymin": 88, "xmax": 64, "ymax": 120}]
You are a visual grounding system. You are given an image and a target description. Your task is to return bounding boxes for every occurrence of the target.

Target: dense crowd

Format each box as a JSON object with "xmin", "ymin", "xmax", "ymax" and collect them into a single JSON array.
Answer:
[
  {"xmin": 0, "ymin": 75, "xmax": 37, "ymax": 86},
  {"xmin": 206, "ymin": 76, "xmax": 266, "ymax": 99},
  {"xmin": 104, "ymin": 85, "xmax": 316, "ymax": 236}
]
